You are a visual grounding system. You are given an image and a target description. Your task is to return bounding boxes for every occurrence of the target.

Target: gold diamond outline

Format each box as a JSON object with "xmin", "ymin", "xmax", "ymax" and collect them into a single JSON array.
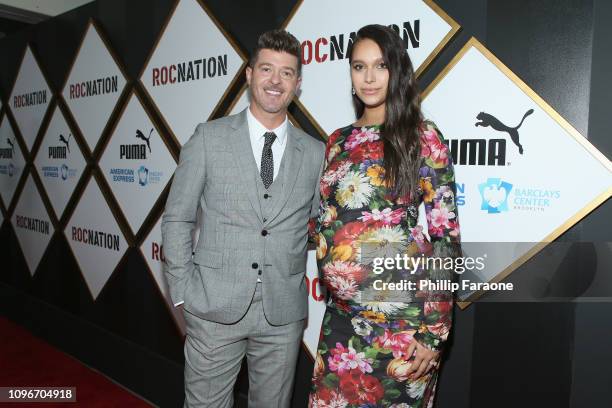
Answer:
[{"xmin": 421, "ymin": 37, "xmax": 612, "ymax": 308}]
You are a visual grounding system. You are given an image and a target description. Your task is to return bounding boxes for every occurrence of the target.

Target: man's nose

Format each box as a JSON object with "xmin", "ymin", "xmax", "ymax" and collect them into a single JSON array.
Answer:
[{"xmin": 270, "ymin": 69, "xmax": 282, "ymax": 84}]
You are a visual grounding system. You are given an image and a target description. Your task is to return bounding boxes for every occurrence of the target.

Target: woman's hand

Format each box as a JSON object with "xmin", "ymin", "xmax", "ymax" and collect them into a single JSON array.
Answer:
[{"xmin": 405, "ymin": 340, "xmax": 440, "ymax": 379}]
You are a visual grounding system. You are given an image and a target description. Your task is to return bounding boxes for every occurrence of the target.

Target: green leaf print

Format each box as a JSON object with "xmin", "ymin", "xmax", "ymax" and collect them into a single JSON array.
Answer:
[
  {"xmin": 384, "ymin": 388, "xmax": 402, "ymax": 400},
  {"xmin": 323, "ymin": 229, "xmax": 336, "ymax": 242},
  {"xmin": 381, "ymin": 378, "xmax": 396, "ymax": 389},
  {"xmin": 350, "ymin": 337, "xmax": 364, "ymax": 353},
  {"xmin": 319, "ymin": 342, "xmax": 328, "ymax": 355},
  {"xmin": 364, "ymin": 347, "xmax": 380, "ymax": 360},
  {"xmin": 322, "ymin": 373, "xmax": 339, "ymax": 389}
]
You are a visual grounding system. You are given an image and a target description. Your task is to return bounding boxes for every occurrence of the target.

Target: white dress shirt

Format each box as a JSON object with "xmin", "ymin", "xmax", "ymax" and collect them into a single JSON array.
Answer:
[{"xmin": 246, "ymin": 106, "xmax": 288, "ymax": 180}]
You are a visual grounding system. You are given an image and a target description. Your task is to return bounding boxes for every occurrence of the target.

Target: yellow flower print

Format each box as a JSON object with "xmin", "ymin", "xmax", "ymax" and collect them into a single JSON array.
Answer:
[
  {"xmin": 366, "ymin": 164, "xmax": 386, "ymax": 186},
  {"xmin": 331, "ymin": 244, "xmax": 353, "ymax": 261},
  {"xmin": 420, "ymin": 178, "xmax": 435, "ymax": 202},
  {"xmin": 316, "ymin": 233, "xmax": 327, "ymax": 260},
  {"xmin": 361, "ymin": 310, "xmax": 387, "ymax": 323}
]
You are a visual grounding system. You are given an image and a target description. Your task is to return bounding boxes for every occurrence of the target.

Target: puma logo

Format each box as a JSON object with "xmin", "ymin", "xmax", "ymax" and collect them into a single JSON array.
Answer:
[
  {"xmin": 135, "ymin": 128, "xmax": 153, "ymax": 153},
  {"xmin": 475, "ymin": 109, "xmax": 533, "ymax": 154},
  {"xmin": 7, "ymin": 138, "xmax": 15, "ymax": 152},
  {"xmin": 59, "ymin": 133, "xmax": 71, "ymax": 153}
]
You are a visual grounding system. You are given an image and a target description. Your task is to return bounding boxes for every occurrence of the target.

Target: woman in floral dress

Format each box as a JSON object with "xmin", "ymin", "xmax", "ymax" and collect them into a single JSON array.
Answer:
[{"xmin": 308, "ymin": 25, "xmax": 461, "ymax": 408}]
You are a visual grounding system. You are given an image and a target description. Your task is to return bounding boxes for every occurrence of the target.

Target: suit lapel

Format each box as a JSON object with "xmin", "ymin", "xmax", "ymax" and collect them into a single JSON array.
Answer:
[
  {"xmin": 228, "ymin": 111, "xmax": 264, "ymax": 220},
  {"xmin": 266, "ymin": 125, "xmax": 304, "ymax": 224}
]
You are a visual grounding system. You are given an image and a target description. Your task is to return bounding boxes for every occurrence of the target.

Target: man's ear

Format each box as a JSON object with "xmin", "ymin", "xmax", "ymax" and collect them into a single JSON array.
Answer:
[
  {"xmin": 245, "ymin": 66, "xmax": 252, "ymax": 86},
  {"xmin": 295, "ymin": 75, "xmax": 302, "ymax": 92}
]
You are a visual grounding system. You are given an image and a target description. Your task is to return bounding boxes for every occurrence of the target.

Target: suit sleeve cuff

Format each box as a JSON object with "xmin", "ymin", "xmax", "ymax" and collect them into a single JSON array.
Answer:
[{"xmin": 173, "ymin": 301, "xmax": 184, "ymax": 307}]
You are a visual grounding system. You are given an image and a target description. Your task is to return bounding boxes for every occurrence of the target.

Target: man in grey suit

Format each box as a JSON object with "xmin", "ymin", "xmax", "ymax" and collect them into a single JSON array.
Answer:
[{"xmin": 162, "ymin": 29, "xmax": 325, "ymax": 407}]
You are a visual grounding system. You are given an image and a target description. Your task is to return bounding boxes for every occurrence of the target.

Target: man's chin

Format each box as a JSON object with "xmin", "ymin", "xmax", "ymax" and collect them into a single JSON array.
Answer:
[{"xmin": 261, "ymin": 104, "xmax": 287, "ymax": 114}]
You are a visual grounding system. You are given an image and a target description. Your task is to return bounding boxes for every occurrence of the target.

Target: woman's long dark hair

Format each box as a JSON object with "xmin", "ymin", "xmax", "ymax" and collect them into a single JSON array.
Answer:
[{"xmin": 350, "ymin": 24, "xmax": 423, "ymax": 198}]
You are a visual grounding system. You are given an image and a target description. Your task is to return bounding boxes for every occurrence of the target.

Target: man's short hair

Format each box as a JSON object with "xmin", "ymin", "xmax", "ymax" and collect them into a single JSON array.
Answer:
[{"xmin": 249, "ymin": 29, "xmax": 302, "ymax": 76}]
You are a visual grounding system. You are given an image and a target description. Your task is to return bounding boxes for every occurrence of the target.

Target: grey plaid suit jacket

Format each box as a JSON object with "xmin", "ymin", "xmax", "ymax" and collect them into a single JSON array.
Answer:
[{"xmin": 162, "ymin": 110, "xmax": 325, "ymax": 325}]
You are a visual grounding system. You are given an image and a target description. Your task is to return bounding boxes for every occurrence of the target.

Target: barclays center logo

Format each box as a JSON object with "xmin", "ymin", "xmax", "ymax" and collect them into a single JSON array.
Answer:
[
  {"xmin": 478, "ymin": 178, "xmax": 513, "ymax": 214},
  {"xmin": 138, "ymin": 165, "xmax": 148, "ymax": 186},
  {"xmin": 61, "ymin": 164, "xmax": 77, "ymax": 181}
]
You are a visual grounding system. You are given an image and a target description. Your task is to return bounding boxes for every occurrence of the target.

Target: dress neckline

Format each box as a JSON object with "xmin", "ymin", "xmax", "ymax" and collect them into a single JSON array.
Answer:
[{"xmin": 350, "ymin": 123, "xmax": 382, "ymax": 129}]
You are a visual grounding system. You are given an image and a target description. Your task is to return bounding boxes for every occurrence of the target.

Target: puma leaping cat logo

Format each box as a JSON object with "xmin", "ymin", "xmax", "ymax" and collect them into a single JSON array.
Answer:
[
  {"xmin": 136, "ymin": 128, "xmax": 153, "ymax": 153},
  {"xmin": 6, "ymin": 138, "xmax": 14, "ymax": 153},
  {"xmin": 59, "ymin": 133, "xmax": 71, "ymax": 153},
  {"xmin": 475, "ymin": 109, "xmax": 534, "ymax": 154}
]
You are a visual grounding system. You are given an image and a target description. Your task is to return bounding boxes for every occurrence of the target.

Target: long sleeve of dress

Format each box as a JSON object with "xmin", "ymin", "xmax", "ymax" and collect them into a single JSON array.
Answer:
[
  {"xmin": 413, "ymin": 121, "xmax": 461, "ymax": 352},
  {"xmin": 308, "ymin": 129, "xmax": 339, "ymax": 244}
]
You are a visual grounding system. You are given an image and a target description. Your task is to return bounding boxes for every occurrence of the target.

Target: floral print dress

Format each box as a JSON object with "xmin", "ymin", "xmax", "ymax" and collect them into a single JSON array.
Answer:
[{"xmin": 308, "ymin": 122, "xmax": 461, "ymax": 408}]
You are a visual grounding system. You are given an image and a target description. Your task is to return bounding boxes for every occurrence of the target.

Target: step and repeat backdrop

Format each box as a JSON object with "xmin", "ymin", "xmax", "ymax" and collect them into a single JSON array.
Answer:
[{"xmin": 1, "ymin": 0, "xmax": 611, "ymax": 405}]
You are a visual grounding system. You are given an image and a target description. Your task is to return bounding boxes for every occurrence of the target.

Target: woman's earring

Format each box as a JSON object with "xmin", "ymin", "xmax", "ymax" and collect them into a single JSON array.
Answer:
[{"xmin": 351, "ymin": 87, "xmax": 356, "ymax": 95}]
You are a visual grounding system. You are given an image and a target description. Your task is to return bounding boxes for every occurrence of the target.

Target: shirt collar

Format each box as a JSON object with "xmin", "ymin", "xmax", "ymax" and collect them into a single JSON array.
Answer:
[{"xmin": 246, "ymin": 106, "xmax": 288, "ymax": 145}]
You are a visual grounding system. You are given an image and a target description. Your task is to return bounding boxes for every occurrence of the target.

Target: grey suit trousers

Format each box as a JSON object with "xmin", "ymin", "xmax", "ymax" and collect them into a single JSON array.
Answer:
[{"xmin": 183, "ymin": 283, "xmax": 304, "ymax": 408}]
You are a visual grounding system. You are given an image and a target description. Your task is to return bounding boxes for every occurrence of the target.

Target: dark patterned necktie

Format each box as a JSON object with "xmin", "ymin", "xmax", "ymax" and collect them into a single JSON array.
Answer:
[{"xmin": 260, "ymin": 132, "xmax": 276, "ymax": 189}]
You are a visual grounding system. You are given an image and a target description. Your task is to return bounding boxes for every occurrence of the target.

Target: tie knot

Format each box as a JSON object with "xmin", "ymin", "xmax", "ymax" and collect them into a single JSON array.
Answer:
[{"xmin": 263, "ymin": 132, "xmax": 277, "ymax": 147}]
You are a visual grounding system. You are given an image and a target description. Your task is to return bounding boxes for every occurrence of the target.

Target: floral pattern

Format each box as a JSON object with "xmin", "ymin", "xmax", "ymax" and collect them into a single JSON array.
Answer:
[{"xmin": 308, "ymin": 122, "xmax": 460, "ymax": 407}]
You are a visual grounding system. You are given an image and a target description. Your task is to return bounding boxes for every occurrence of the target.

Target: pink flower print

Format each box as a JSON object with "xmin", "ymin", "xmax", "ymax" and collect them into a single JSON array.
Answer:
[
  {"xmin": 345, "ymin": 128, "xmax": 380, "ymax": 150},
  {"xmin": 430, "ymin": 207, "xmax": 455, "ymax": 229},
  {"xmin": 359, "ymin": 208, "xmax": 406, "ymax": 225},
  {"xmin": 328, "ymin": 343, "xmax": 374, "ymax": 375}
]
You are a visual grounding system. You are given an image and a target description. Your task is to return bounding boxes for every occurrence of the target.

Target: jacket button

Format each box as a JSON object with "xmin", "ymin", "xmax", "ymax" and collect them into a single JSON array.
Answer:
[
  {"xmin": 261, "ymin": 230, "xmax": 268, "ymax": 236},
  {"xmin": 258, "ymin": 270, "xmax": 262, "ymax": 275},
  {"xmin": 252, "ymin": 263, "xmax": 258, "ymax": 269},
  {"xmin": 264, "ymin": 193, "xmax": 270, "ymax": 199}
]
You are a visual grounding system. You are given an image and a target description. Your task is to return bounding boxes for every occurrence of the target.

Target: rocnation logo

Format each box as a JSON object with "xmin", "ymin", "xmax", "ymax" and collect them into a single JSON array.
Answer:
[
  {"xmin": 68, "ymin": 75, "xmax": 119, "ymax": 99},
  {"xmin": 444, "ymin": 109, "xmax": 533, "ymax": 166},
  {"xmin": 479, "ymin": 178, "xmax": 513, "ymax": 214},
  {"xmin": 13, "ymin": 90, "xmax": 47, "ymax": 108},
  {"xmin": 151, "ymin": 55, "xmax": 229, "ymax": 86},
  {"xmin": 15, "ymin": 215, "xmax": 50, "ymax": 234},
  {"xmin": 301, "ymin": 21, "xmax": 419, "ymax": 65},
  {"xmin": 71, "ymin": 226, "xmax": 120, "ymax": 251},
  {"xmin": 150, "ymin": 239, "xmax": 165, "ymax": 262}
]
